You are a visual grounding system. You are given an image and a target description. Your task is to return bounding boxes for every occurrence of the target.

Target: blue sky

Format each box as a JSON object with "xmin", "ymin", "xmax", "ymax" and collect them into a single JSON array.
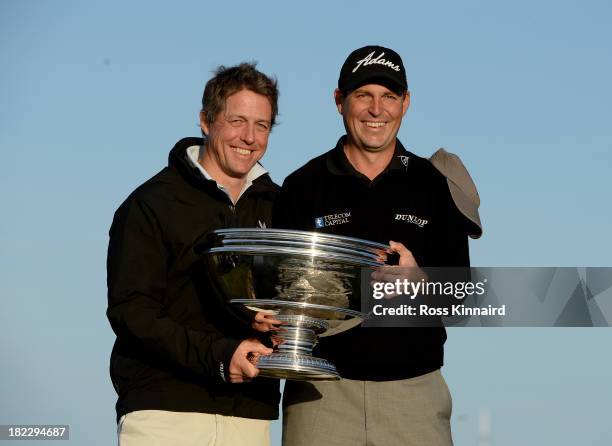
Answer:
[{"xmin": 1, "ymin": 1, "xmax": 611, "ymax": 445}]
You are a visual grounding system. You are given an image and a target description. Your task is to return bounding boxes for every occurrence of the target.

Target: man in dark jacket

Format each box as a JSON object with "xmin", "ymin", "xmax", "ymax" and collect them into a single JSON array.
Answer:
[
  {"xmin": 274, "ymin": 46, "xmax": 482, "ymax": 446},
  {"xmin": 107, "ymin": 63, "xmax": 281, "ymax": 446}
]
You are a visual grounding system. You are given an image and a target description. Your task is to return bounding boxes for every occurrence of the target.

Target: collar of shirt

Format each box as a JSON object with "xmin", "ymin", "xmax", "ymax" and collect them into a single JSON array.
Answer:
[
  {"xmin": 185, "ymin": 145, "xmax": 268, "ymax": 203},
  {"xmin": 326, "ymin": 135, "xmax": 411, "ymax": 183}
]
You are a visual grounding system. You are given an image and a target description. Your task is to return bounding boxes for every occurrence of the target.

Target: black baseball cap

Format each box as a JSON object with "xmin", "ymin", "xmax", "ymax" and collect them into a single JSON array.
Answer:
[{"xmin": 338, "ymin": 45, "xmax": 408, "ymax": 94}]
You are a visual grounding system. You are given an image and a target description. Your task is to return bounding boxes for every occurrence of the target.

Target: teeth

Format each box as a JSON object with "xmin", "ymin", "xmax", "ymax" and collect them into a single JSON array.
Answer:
[
  {"xmin": 364, "ymin": 122, "xmax": 386, "ymax": 128},
  {"xmin": 232, "ymin": 147, "xmax": 252, "ymax": 155}
]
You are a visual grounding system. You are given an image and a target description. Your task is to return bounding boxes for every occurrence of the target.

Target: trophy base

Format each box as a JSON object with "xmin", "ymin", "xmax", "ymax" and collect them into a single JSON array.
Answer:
[
  {"xmin": 257, "ymin": 353, "xmax": 340, "ymax": 380},
  {"xmin": 229, "ymin": 299, "xmax": 366, "ymax": 381}
]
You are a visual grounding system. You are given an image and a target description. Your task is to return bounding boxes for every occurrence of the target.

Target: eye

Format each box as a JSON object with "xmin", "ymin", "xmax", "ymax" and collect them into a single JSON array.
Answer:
[
  {"xmin": 229, "ymin": 118, "xmax": 246, "ymax": 127},
  {"xmin": 256, "ymin": 122, "xmax": 271, "ymax": 132},
  {"xmin": 383, "ymin": 94, "xmax": 398, "ymax": 101}
]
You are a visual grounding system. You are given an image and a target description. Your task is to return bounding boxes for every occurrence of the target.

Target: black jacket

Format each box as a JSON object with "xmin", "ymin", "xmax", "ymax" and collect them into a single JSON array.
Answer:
[
  {"xmin": 273, "ymin": 137, "xmax": 471, "ymax": 380},
  {"xmin": 107, "ymin": 137, "xmax": 280, "ymax": 421}
]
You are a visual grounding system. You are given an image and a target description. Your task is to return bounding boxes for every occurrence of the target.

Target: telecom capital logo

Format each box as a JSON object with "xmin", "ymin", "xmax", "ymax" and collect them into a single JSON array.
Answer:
[
  {"xmin": 314, "ymin": 211, "xmax": 352, "ymax": 228},
  {"xmin": 394, "ymin": 213, "xmax": 428, "ymax": 228}
]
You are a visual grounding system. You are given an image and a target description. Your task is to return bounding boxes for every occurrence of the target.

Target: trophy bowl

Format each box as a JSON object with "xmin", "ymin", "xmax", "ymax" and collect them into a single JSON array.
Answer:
[{"xmin": 201, "ymin": 228, "xmax": 392, "ymax": 381}]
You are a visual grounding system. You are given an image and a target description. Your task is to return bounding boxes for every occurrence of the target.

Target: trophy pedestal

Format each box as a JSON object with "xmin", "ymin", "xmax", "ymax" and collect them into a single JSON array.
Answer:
[{"xmin": 258, "ymin": 314, "xmax": 339, "ymax": 380}]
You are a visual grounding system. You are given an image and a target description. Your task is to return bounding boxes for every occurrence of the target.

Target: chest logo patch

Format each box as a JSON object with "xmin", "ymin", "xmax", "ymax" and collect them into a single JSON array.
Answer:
[
  {"xmin": 394, "ymin": 214, "xmax": 428, "ymax": 228},
  {"xmin": 314, "ymin": 211, "xmax": 352, "ymax": 228}
]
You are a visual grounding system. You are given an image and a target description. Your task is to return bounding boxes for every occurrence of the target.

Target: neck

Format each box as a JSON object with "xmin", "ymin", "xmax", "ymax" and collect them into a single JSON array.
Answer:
[
  {"xmin": 199, "ymin": 149, "xmax": 245, "ymax": 204},
  {"xmin": 343, "ymin": 140, "xmax": 396, "ymax": 181}
]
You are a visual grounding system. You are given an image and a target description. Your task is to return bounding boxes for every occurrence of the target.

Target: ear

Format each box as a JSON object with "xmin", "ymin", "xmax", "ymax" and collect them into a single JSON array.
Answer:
[
  {"xmin": 402, "ymin": 91, "xmax": 411, "ymax": 115},
  {"xmin": 334, "ymin": 88, "xmax": 344, "ymax": 115},
  {"xmin": 199, "ymin": 111, "xmax": 210, "ymax": 136}
]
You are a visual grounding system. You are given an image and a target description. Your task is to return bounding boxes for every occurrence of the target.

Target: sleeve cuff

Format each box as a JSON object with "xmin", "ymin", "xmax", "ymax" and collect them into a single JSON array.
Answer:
[{"xmin": 212, "ymin": 337, "xmax": 242, "ymax": 382}]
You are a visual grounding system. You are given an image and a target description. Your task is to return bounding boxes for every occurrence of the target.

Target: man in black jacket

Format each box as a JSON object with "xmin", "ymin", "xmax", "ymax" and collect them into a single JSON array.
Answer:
[
  {"xmin": 275, "ymin": 46, "xmax": 482, "ymax": 446},
  {"xmin": 107, "ymin": 63, "xmax": 281, "ymax": 446}
]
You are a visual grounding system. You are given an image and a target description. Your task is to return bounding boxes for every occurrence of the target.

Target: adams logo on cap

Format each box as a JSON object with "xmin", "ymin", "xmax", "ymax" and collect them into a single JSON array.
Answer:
[
  {"xmin": 353, "ymin": 51, "xmax": 401, "ymax": 73},
  {"xmin": 339, "ymin": 45, "xmax": 407, "ymax": 93}
]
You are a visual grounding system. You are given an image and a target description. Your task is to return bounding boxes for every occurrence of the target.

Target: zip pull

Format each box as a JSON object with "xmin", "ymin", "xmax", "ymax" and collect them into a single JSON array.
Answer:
[{"xmin": 227, "ymin": 203, "xmax": 239, "ymax": 226}]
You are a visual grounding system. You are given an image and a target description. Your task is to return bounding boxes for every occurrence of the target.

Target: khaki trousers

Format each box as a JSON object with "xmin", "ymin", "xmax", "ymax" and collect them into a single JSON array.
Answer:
[
  {"xmin": 283, "ymin": 369, "xmax": 452, "ymax": 446},
  {"xmin": 118, "ymin": 410, "xmax": 270, "ymax": 446}
]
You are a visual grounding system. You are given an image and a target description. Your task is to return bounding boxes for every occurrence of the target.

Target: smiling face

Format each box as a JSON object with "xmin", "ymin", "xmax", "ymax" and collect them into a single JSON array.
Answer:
[
  {"xmin": 200, "ymin": 88, "xmax": 272, "ymax": 182},
  {"xmin": 335, "ymin": 84, "xmax": 410, "ymax": 154}
]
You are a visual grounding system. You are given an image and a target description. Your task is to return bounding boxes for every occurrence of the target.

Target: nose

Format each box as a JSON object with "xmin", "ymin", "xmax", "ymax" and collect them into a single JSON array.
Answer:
[
  {"xmin": 368, "ymin": 96, "xmax": 382, "ymax": 116},
  {"xmin": 241, "ymin": 123, "xmax": 256, "ymax": 145}
]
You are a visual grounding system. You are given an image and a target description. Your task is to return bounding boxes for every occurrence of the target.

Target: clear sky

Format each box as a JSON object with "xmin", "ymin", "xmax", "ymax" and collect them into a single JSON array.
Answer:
[{"xmin": 1, "ymin": 1, "xmax": 611, "ymax": 445}]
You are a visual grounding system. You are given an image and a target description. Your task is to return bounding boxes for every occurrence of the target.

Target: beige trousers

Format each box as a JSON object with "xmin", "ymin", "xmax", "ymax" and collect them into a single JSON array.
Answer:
[
  {"xmin": 283, "ymin": 369, "xmax": 453, "ymax": 446},
  {"xmin": 118, "ymin": 410, "xmax": 270, "ymax": 446}
]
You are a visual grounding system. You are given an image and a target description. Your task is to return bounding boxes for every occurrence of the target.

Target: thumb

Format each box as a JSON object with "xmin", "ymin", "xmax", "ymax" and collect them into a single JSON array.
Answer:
[
  {"xmin": 389, "ymin": 240, "xmax": 405, "ymax": 252},
  {"xmin": 389, "ymin": 240, "xmax": 416, "ymax": 267}
]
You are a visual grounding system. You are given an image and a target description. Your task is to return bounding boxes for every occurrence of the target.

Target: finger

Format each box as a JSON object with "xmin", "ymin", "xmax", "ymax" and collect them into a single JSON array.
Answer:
[
  {"xmin": 251, "ymin": 322, "xmax": 275, "ymax": 333},
  {"xmin": 271, "ymin": 335, "xmax": 285, "ymax": 347},
  {"xmin": 252, "ymin": 315, "xmax": 283, "ymax": 333},
  {"xmin": 371, "ymin": 270, "xmax": 385, "ymax": 281},
  {"xmin": 248, "ymin": 341, "xmax": 274, "ymax": 356},
  {"xmin": 255, "ymin": 312, "xmax": 282, "ymax": 323},
  {"xmin": 229, "ymin": 374, "xmax": 252, "ymax": 384},
  {"xmin": 260, "ymin": 313, "xmax": 284, "ymax": 326},
  {"xmin": 265, "ymin": 318, "xmax": 284, "ymax": 326},
  {"xmin": 230, "ymin": 354, "xmax": 260, "ymax": 381},
  {"xmin": 229, "ymin": 373, "xmax": 244, "ymax": 383},
  {"xmin": 254, "ymin": 322, "xmax": 282, "ymax": 331},
  {"xmin": 373, "ymin": 265, "xmax": 412, "ymax": 277},
  {"xmin": 241, "ymin": 359, "xmax": 260, "ymax": 379},
  {"xmin": 388, "ymin": 240, "xmax": 406, "ymax": 253},
  {"xmin": 254, "ymin": 312, "xmax": 269, "ymax": 323},
  {"xmin": 389, "ymin": 242, "xmax": 418, "ymax": 267},
  {"xmin": 388, "ymin": 241, "xmax": 410, "ymax": 256}
]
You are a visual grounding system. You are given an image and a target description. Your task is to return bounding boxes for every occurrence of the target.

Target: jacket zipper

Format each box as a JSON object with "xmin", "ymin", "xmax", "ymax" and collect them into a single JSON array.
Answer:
[{"xmin": 228, "ymin": 203, "xmax": 239, "ymax": 227}]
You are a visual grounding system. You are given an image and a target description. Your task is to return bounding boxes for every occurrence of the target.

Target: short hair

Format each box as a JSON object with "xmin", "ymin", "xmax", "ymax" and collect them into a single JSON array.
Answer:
[{"xmin": 201, "ymin": 62, "xmax": 279, "ymax": 129}]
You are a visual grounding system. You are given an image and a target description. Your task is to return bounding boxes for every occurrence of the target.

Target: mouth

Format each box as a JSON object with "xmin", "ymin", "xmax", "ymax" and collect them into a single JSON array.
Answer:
[
  {"xmin": 363, "ymin": 121, "xmax": 387, "ymax": 129},
  {"xmin": 231, "ymin": 146, "xmax": 254, "ymax": 156}
]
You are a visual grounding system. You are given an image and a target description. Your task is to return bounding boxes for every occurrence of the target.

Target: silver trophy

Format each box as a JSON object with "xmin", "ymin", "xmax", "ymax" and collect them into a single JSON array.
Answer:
[{"xmin": 202, "ymin": 228, "xmax": 392, "ymax": 380}]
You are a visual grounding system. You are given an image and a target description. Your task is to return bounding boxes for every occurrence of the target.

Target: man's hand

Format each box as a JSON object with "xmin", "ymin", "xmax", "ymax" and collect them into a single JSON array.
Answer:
[
  {"xmin": 251, "ymin": 311, "xmax": 283, "ymax": 333},
  {"xmin": 371, "ymin": 241, "xmax": 428, "ymax": 298},
  {"xmin": 228, "ymin": 338, "xmax": 272, "ymax": 383},
  {"xmin": 389, "ymin": 240, "xmax": 418, "ymax": 267}
]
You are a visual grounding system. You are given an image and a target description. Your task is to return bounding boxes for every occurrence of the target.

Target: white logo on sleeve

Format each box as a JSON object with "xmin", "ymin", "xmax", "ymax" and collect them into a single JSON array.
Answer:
[{"xmin": 394, "ymin": 214, "xmax": 428, "ymax": 228}]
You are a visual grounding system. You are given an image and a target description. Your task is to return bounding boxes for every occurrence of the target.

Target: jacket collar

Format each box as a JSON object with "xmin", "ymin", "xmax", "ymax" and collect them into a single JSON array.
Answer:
[
  {"xmin": 326, "ymin": 135, "xmax": 411, "ymax": 180},
  {"xmin": 168, "ymin": 137, "xmax": 278, "ymax": 198}
]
